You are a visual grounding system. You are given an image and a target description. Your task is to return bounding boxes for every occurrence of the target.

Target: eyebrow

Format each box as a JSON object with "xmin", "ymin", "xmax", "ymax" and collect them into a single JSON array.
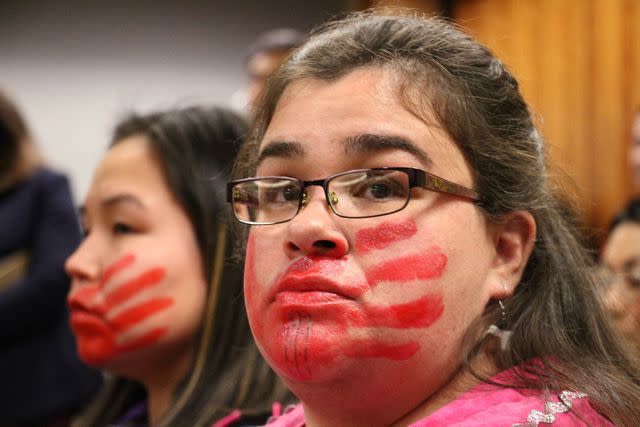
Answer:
[
  {"xmin": 78, "ymin": 194, "xmax": 147, "ymax": 216},
  {"xmin": 101, "ymin": 194, "xmax": 147, "ymax": 210},
  {"xmin": 344, "ymin": 134, "xmax": 432, "ymax": 166},
  {"xmin": 257, "ymin": 134, "xmax": 432, "ymax": 169},
  {"xmin": 77, "ymin": 194, "xmax": 146, "ymax": 227},
  {"xmin": 256, "ymin": 141, "xmax": 305, "ymax": 168}
]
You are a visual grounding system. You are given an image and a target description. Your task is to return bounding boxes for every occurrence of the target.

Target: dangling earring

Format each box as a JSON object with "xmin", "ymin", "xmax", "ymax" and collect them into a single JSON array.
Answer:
[{"xmin": 484, "ymin": 284, "xmax": 512, "ymax": 351}]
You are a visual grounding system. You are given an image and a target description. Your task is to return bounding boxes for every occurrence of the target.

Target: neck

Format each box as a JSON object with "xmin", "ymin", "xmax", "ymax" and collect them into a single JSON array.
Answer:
[
  {"xmin": 138, "ymin": 344, "xmax": 196, "ymax": 427},
  {"xmin": 300, "ymin": 352, "xmax": 498, "ymax": 427}
]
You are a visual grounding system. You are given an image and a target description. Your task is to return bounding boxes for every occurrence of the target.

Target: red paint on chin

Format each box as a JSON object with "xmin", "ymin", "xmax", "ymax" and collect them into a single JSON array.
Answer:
[
  {"xmin": 70, "ymin": 311, "xmax": 117, "ymax": 365},
  {"xmin": 344, "ymin": 339, "xmax": 420, "ymax": 360},
  {"xmin": 355, "ymin": 218, "xmax": 417, "ymax": 254},
  {"xmin": 366, "ymin": 251, "xmax": 447, "ymax": 286}
]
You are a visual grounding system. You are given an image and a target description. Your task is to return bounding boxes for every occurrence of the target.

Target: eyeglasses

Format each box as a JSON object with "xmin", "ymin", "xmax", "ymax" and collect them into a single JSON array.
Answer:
[{"xmin": 226, "ymin": 167, "xmax": 480, "ymax": 225}]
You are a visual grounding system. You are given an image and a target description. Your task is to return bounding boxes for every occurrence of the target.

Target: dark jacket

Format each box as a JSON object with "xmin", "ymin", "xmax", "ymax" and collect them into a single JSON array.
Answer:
[{"xmin": 0, "ymin": 168, "xmax": 102, "ymax": 424}]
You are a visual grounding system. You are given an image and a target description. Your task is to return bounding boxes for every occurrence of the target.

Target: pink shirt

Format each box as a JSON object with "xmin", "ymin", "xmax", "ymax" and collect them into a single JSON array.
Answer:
[{"xmin": 263, "ymin": 368, "xmax": 612, "ymax": 426}]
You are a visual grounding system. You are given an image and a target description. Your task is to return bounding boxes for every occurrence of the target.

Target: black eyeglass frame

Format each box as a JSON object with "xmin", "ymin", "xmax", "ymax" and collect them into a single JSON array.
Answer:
[{"xmin": 226, "ymin": 167, "xmax": 481, "ymax": 225}]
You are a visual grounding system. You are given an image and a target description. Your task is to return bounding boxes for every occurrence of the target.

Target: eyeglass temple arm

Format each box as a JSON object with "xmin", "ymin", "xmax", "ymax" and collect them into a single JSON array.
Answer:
[{"xmin": 414, "ymin": 170, "xmax": 480, "ymax": 202}]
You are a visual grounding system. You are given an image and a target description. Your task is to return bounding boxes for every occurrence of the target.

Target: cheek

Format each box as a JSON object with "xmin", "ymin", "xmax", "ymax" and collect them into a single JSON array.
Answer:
[{"xmin": 244, "ymin": 233, "xmax": 263, "ymax": 339}]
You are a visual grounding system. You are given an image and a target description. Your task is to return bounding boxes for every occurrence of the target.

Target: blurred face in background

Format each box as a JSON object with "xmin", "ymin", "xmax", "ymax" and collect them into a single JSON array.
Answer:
[
  {"xmin": 65, "ymin": 136, "xmax": 207, "ymax": 377},
  {"xmin": 247, "ymin": 49, "xmax": 292, "ymax": 115},
  {"xmin": 601, "ymin": 221, "xmax": 640, "ymax": 348}
]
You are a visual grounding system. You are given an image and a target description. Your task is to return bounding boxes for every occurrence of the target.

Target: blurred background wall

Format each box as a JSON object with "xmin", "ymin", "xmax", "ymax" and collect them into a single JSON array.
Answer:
[
  {"xmin": 2, "ymin": 0, "xmax": 638, "ymax": 241},
  {"xmin": 0, "ymin": 0, "xmax": 343, "ymax": 200}
]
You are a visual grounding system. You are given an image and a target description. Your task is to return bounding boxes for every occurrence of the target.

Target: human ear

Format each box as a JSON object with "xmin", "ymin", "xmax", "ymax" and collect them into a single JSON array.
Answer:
[{"xmin": 486, "ymin": 210, "xmax": 536, "ymax": 299}]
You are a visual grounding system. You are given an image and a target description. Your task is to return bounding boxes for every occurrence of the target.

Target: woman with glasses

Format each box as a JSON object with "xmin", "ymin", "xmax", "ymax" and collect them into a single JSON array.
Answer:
[
  {"xmin": 601, "ymin": 198, "xmax": 640, "ymax": 351},
  {"xmin": 66, "ymin": 106, "xmax": 291, "ymax": 427},
  {"xmin": 228, "ymin": 11, "xmax": 640, "ymax": 426}
]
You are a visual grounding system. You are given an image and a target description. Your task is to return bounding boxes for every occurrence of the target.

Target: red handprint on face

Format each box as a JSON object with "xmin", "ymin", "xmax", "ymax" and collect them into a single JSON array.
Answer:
[
  {"xmin": 68, "ymin": 253, "xmax": 172, "ymax": 366},
  {"xmin": 247, "ymin": 218, "xmax": 448, "ymax": 380}
]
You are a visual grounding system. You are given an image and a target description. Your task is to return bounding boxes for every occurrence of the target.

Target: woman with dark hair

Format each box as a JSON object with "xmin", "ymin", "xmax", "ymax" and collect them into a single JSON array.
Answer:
[
  {"xmin": 66, "ymin": 106, "xmax": 291, "ymax": 427},
  {"xmin": 601, "ymin": 198, "xmax": 640, "ymax": 350},
  {"xmin": 227, "ymin": 10, "xmax": 640, "ymax": 426},
  {"xmin": 0, "ymin": 89, "xmax": 102, "ymax": 426}
]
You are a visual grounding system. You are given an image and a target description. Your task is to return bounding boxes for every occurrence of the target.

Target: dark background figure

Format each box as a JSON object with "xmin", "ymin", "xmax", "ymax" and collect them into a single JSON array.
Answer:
[
  {"xmin": 0, "ymin": 89, "xmax": 102, "ymax": 426},
  {"xmin": 243, "ymin": 28, "xmax": 306, "ymax": 118}
]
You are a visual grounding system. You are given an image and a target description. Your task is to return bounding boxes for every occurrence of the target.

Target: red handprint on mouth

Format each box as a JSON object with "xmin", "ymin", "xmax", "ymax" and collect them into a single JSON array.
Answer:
[
  {"xmin": 246, "ymin": 218, "xmax": 448, "ymax": 380},
  {"xmin": 68, "ymin": 253, "xmax": 172, "ymax": 365}
]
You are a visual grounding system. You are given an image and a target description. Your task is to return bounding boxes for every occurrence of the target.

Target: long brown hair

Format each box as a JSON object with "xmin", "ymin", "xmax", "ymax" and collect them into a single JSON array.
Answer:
[
  {"xmin": 234, "ymin": 11, "xmax": 640, "ymax": 425},
  {"xmin": 0, "ymin": 89, "xmax": 41, "ymax": 189},
  {"xmin": 75, "ymin": 106, "xmax": 292, "ymax": 427}
]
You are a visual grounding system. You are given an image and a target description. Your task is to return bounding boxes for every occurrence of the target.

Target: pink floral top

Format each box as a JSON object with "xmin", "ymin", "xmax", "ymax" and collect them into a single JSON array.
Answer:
[{"xmin": 263, "ymin": 367, "xmax": 613, "ymax": 426}]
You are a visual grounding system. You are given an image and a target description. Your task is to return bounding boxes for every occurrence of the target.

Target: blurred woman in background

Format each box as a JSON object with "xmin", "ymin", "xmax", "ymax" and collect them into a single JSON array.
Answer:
[
  {"xmin": 601, "ymin": 198, "xmax": 640, "ymax": 351},
  {"xmin": 0, "ymin": 89, "xmax": 102, "ymax": 426},
  {"xmin": 66, "ymin": 106, "xmax": 291, "ymax": 427}
]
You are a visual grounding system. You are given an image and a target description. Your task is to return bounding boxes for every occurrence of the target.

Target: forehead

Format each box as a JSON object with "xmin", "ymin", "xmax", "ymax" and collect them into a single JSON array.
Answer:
[
  {"xmin": 260, "ymin": 67, "xmax": 471, "ymax": 181},
  {"xmin": 603, "ymin": 222, "xmax": 640, "ymax": 267},
  {"xmin": 85, "ymin": 136, "xmax": 168, "ymax": 207}
]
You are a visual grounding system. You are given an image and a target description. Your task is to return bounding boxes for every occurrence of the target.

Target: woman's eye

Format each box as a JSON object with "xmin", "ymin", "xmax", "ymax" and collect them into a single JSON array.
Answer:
[
  {"xmin": 282, "ymin": 185, "xmax": 300, "ymax": 201},
  {"xmin": 351, "ymin": 177, "xmax": 405, "ymax": 200},
  {"xmin": 369, "ymin": 183, "xmax": 392, "ymax": 199},
  {"xmin": 113, "ymin": 222, "xmax": 134, "ymax": 235},
  {"xmin": 262, "ymin": 185, "xmax": 299, "ymax": 204},
  {"xmin": 628, "ymin": 270, "xmax": 640, "ymax": 289}
]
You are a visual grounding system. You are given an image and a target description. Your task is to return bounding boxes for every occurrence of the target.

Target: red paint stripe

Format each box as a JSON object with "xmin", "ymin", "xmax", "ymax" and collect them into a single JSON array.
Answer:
[
  {"xmin": 366, "ymin": 252, "xmax": 447, "ymax": 286},
  {"xmin": 353, "ymin": 294, "xmax": 444, "ymax": 328},
  {"xmin": 103, "ymin": 253, "xmax": 136, "ymax": 283},
  {"xmin": 110, "ymin": 298, "xmax": 173, "ymax": 332},
  {"xmin": 117, "ymin": 327, "xmax": 168, "ymax": 353},
  {"xmin": 355, "ymin": 218, "xmax": 417, "ymax": 254},
  {"xmin": 105, "ymin": 267, "xmax": 165, "ymax": 308},
  {"xmin": 344, "ymin": 339, "xmax": 420, "ymax": 360}
]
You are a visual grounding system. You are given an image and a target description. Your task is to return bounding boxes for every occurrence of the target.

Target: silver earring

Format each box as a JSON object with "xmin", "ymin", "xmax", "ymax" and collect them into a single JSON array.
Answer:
[{"xmin": 484, "ymin": 284, "xmax": 512, "ymax": 351}]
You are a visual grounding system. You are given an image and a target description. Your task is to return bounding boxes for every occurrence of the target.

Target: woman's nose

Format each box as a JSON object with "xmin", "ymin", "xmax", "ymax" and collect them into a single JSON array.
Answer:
[
  {"xmin": 65, "ymin": 238, "xmax": 101, "ymax": 285},
  {"xmin": 284, "ymin": 189, "xmax": 349, "ymax": 259}
]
